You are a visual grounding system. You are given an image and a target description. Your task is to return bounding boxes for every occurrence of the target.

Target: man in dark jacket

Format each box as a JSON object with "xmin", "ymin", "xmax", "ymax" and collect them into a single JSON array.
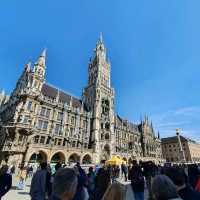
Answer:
[
  {"xmin": 165, "ymin": 167, "xmax": 200, "ymax": 200},
  {"xmin": 0, "ymin": 165, "xmax": 12, "ymax": 200},
  {"xmin": 91, "ymin": 164, "xmax": 111, "ymax": 200},
  {"xmin": 129, "ymin": 160, "xmax": 144, "ymax": 200}
]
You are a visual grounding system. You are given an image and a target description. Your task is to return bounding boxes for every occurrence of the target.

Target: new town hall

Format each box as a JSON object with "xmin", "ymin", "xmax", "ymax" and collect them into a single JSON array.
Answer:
[{"xmin": 0, "ymin": 36, "xmax": 162, "ymax": 166}]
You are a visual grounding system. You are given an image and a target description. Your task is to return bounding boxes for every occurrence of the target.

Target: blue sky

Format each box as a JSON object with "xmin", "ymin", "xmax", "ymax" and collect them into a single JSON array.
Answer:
[{"xmin": 0, "ymin": 0, "xmax": 200, "ymax": 140}]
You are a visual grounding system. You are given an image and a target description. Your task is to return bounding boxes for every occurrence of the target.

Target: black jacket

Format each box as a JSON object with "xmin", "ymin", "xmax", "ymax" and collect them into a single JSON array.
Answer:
[{"xmin": 178, "ymin": 185, "xmax": 200, "ymax": 200}]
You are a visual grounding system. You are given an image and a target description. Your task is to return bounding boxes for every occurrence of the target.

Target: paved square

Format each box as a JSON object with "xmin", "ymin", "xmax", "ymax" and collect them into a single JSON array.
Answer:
[{"xmin": 2, "ymin": 176, "xmax": 31, "ymax": 200}]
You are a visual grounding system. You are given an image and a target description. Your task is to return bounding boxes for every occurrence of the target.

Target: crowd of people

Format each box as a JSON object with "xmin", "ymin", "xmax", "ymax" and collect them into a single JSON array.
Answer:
[{"xmin": 1, "ymin": 160, "xmax": 200, "ymax": 200}]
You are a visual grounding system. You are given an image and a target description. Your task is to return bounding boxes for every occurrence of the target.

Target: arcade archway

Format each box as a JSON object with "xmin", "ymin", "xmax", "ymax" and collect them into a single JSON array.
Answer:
[
  {"xmin": 29, "ymin": 150, "xmax": 47, "ymax": 164},
  {"xmin": 51, "ymin": 152, "xmax": 65, "ymax": 164},
  {"xmin": 68, "ymin": 153, "xmax": 80, "ymax": 163},
  {"xmin": 82, "ymin": 154, "xmax": 92, "ymax": 164}
]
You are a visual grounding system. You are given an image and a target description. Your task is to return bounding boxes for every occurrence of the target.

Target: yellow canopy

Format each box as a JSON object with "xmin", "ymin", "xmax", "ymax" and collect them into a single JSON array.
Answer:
[{"xmin": 105, "ymin": 156, "xmax": 125, "ymax": 165}]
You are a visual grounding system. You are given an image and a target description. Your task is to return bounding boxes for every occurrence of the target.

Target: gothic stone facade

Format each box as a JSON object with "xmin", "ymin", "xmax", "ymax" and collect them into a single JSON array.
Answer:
[{"xmin": 0, "ymin": 37, "xmax": 162, "ymax": 166}]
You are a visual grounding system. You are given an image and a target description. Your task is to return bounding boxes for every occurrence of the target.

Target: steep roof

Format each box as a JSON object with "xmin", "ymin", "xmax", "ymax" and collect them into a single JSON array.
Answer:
[
  {"xmin": 161, "ymin": 136, "xmax": 188, "ymax": 143},
  {"xmin": 41, "ymin": 83, "xmax": 82, "ymax": 109},
  {"xmin": 115, "ymin": 115, "xmax": 139, "ymax": 132}
]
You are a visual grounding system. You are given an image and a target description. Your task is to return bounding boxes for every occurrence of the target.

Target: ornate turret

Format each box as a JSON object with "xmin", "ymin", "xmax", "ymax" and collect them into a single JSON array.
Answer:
[
  {"xmin": 31, "ymin": 49, "xmax": 47, "ymax": 95},
  {"xmin": 33, "ymin": 49, "xmax": 46, "ymax": 79}
]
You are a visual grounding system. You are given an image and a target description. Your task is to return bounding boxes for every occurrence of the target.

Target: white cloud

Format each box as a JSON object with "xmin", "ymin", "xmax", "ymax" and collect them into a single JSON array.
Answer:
[{"xmin": 151, "ymin": 106, "xmax": 200, "ymax": 141}]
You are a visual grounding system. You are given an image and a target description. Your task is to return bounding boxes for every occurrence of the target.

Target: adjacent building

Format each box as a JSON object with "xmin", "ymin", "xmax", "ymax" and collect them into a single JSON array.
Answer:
[
  {"xmin": 0, "ymin": 35, "xmax": 162, "ymax": 166},
  {"xmin": 161, "ymin": 134, "xmax": 200, "ymax": 163}
]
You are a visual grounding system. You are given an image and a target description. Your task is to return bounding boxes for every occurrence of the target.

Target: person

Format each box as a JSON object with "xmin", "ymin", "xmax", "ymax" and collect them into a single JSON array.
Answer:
[
  {"xmin": 87, "ymin": 167, "xmax": 95, "ymax": 196},
  {"xmin": 165, "ymin": 167, "xmax": 200, "ymax": 200},
  {"xmin": 0, "ymin": 165, "xmax": 12, "ymax": 200},
  {"xmin": 121, "ymin": 163, "xmax": 128, "ymax": 181},
  {"xmin": 30, "ymin": 162, "xmax": 51, "ymax": 200},
  {"xmin": 18, "ymin": 166, "xmax": 27, "ymax": 190},
  {"xmin": 195, "ymin": 174, "xmax": 200, "ymax": 192},
  {"xmin": 10, "ymin": 165, "xmax": 15, "ymax": 175},
  {"xmin": 91, "ymin": 163, "xmax": 111, "ymax": 200},
  {"xmin": 188, "ymin": 164, "xmax": 200, "ymax": 189},
  {"xmin": 50, "ymin": 168, "xmax": 78, "ymax": 200},
  {"xmin": 101, "ymin": 182, "xmax": 126, "ymax": 200},
  {"xmin": 73, "ymin": 163, "xmax": 89, "ymax": 200},
  {"xmin": 51, "ymin": 163, "xmax": 62, "ymax": 184},
  {"xmin": 151, "ymin": 175, "xmax": 182, "ymax": 200},
  {"xmin": 129, "ymin": 160, "xmax": 144, "ymax": 200}
]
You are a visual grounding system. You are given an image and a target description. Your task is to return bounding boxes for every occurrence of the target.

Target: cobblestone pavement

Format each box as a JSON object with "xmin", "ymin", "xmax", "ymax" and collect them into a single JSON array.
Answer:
[{"xmin": 2, "ymin": 176, "xmax": 31, "ymax": 200}]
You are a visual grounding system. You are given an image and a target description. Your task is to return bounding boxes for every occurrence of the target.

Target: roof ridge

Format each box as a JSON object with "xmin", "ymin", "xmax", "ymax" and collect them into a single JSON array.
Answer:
[{"xmin": 45, "ymin": 82, "xmax": 81, "ymax": 100}]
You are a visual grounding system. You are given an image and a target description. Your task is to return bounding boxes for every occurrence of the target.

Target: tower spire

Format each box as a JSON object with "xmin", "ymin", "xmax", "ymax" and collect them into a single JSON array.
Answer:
[
  {"xmin": 37, "ymin": 49, "xmax": 46, "ymax": 67},
  {"xmin": 33, "ymin": 49, "xmax": 47, "ymax": 78},
  {"xmin": 99, "ymin": 32, "xmax": 103, "ymax": 43},
  {"xmin": 158, "ymin": 131, "xmax": 160, "ymax": 139}
]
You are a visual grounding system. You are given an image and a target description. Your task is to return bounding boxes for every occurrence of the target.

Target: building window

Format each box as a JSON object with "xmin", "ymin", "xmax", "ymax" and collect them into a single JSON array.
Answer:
[
  {"xmin": 105, "ymin": 133, "xmax": 110, "ymax": 140},
  {"xmin": 43, "ymin": 121, "xmax": 48, "ymax": 130},
  {"xmin": 84, "ymin": 143, "xmax": 88, "ymax": 149},
  {"xmin": 71, "ymin": 116, "xmax": 75, "ymax": 125},
  {"xmin": 19, "ymin": 135, "xmax": 23, "ymax": 142},
  {"xmin": 23, "ymin": 115, "xmax": 30, "ymax": 124},
  {"xmin": 40, "ymin": 107, "xmax": 51, "ymax": 118},
  {"xmin": 54, "ymin": 138, "xmax": 58, "ymax": 145},
  {"xmin": 27, "ymin": 101, "xmax": 32, "ymax": 111},
  {"xmin": 40, "ymin": 107, "xmax": 46, "ymax": 116},
  {"xmin": 57, "ymin": 112, "xmax": 63, "ymax": 121},
  {"xmin": 46, "ymin": 109, "xmax": 51, "ymax": 118},
  {"xmin": 40, "ymin": 136, "xmax": 45, "ymax": 144},
  {"xmin": 38, "ymin": 120, "xmax": 43, "ymax": 129},
  {"xmin": 55, "ymin": 124, "xmax": 62, "ymax": 135},
  {"xmin": 37, "ymin": 120, "xmax": 48, "ymax": 130},
  {"xmin": 72, "ymin": 141, "xmax": 76, "ymax": 147},
  {"xmin": 34, "ymin": 135, "xmax": 39, "ymax": 143},
  {"xmin": 57, "ymin": 139, "xmax": 62, "ymax": 146}
]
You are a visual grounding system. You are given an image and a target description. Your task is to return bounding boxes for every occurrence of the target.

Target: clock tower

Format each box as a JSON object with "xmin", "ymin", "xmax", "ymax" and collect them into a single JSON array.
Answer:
[{"xmin": 83, "ymin": 34, "xmax": 115, "ymax": 162}]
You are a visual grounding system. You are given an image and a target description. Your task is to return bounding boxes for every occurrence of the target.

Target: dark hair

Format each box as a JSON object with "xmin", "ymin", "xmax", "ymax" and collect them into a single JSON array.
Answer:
[
  {"xmin": 55, "ymin": 163, "xmax": 62, "ymax": 171},
  {"xmin": 40, "ymin": 162, "xmax": 47, "ymax": 170},
  {"xmin": 165, "ymin": 167, "xmax": 186, "ymax": 186},
  {"xmin": 53, "ymin": 168, "xmax": 78, "ymax": 198},
  {"xmin": 152, "ymin": 175, "xmax": 179, "ymax": 200},
  {"xmin": 89, "ymin": 167, "xmax": 93, "ymax": 172}
]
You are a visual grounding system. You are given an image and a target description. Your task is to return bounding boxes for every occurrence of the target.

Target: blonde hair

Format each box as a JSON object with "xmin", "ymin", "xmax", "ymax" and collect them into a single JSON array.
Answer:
[{"xmin": 102, "ymin": 183, "xmax": 126, "ymax": 200}]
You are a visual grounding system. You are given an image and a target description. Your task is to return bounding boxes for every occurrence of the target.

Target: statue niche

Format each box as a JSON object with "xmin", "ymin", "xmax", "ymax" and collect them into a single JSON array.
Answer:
[{"xmin": 101, "ymin": 99, "xmax": 110, "ymax": 116}]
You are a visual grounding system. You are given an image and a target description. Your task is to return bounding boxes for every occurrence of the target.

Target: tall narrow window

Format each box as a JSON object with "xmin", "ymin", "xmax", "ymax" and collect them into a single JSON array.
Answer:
[
  {"xmin": 57, "ymin": 112, "xmax": 63, "ymax": 121},
  {"xmin": 27, "ymin": 101, "xmax": 32, "ymax": 111}
]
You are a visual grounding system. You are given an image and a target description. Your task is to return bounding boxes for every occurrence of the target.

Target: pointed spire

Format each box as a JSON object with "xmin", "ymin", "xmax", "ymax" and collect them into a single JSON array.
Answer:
[
  {"xmin": 37, "ymin": 49, "xmax": 46, "ymax": 67},
  {"xmin": 25, "ymin": 61, "xmax": 31, "ymax": 72},
  {"xmin": 1, "ymin": 89, "xmax": 5, "ymax": 96},
  {"xmin": 41, "ymin": 48, "xmax": 46, "ymax": 58},
  {"xmin": 99, "ymin": 32, "xmax": 103, "ymax": 43},
  {"xmin": 158, "ymin": 131, "xmax": 160, "ymax": 139},
  {"xmin": 151, "ymin": 121, "xmax": 153, "ymax": 128}
]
